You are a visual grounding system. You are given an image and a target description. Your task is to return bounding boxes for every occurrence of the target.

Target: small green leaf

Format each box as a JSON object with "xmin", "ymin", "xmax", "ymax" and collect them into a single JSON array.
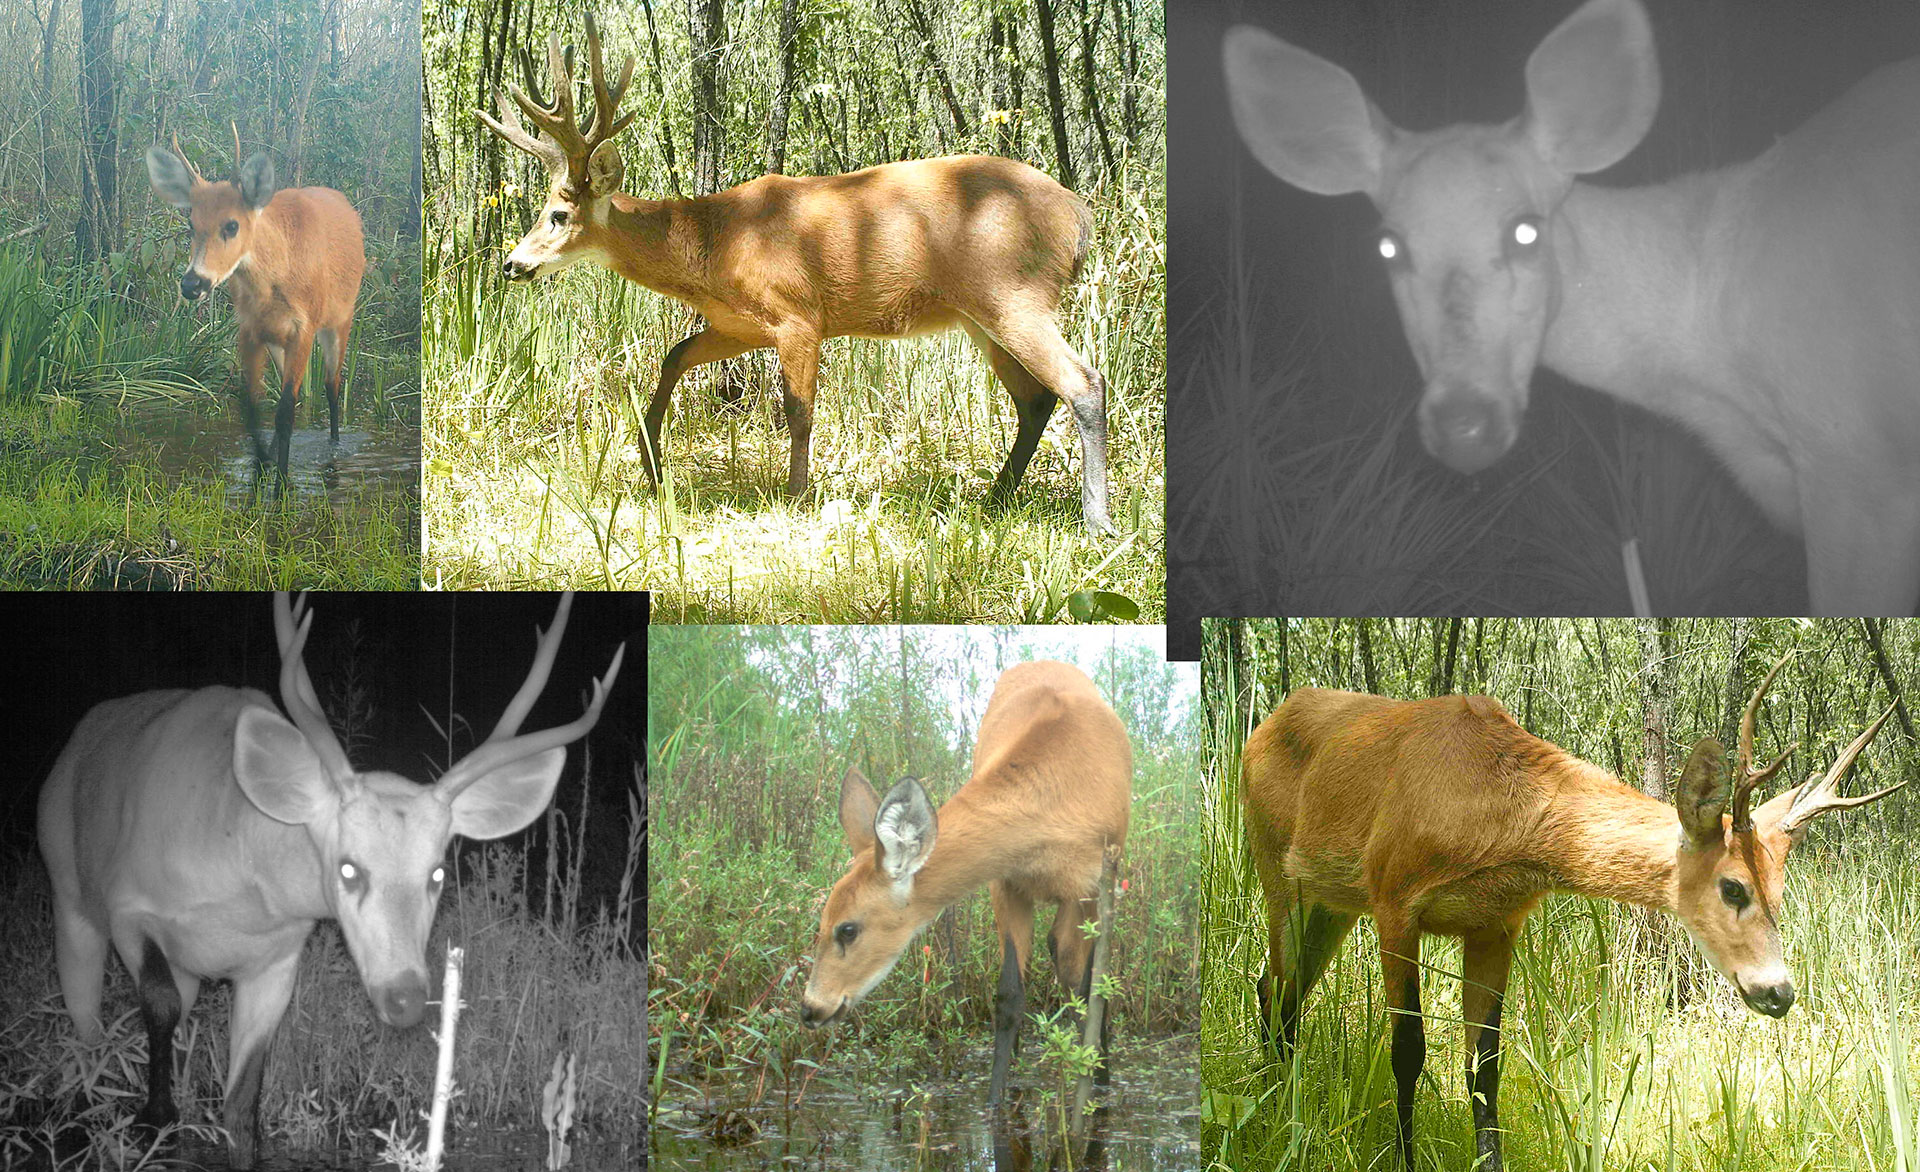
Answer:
[{"xmin": 1067, "ymin": 589, "xmax": 1140, "ymax": 622}]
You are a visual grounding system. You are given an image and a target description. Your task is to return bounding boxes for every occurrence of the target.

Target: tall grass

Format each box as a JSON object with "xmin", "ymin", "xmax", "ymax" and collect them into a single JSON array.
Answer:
[
  {"xmin": 1200, "ymin": 681, "xmax": 1920, "ymax": 1171},
  {"xmin": 0, "ymin": 781, "xmax": 644, "ymax": 1168},
  {"xmin": 423, "ymin": 161, "xmax": 1165, "ymax": 619}
]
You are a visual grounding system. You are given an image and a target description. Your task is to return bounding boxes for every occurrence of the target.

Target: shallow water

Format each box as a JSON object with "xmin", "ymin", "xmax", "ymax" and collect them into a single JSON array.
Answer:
[
  {"xmin": 652, "ymin": 1036, "xmax": 1198, "ymax": 1171},
  {"xmin": 117, "ymin": 400, "xmax": 420, "ymax": 504}
]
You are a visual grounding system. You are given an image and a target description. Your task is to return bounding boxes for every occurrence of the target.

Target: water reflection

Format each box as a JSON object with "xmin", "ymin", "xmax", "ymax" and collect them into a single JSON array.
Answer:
[{"xmin": 115, "ymin": 401, "xmax": 419, "ymax": 505}]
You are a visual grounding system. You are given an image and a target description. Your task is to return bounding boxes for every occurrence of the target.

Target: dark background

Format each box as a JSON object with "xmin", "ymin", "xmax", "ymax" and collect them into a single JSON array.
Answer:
[
  {"xmin": 0, "ymin": 593, "xmax": 645, "ymax": 930},
  {"xmin": 1167, "ymin": 0, "xmax": 1920, "ymax": 658}
]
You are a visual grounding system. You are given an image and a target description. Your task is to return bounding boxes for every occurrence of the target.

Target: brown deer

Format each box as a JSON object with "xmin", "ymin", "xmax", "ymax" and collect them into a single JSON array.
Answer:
[
  {"xmin": 798, "ymin": 661, "xmax": 1131, "ymax": 1102},
  {"xmin": 146, "ymin": 132, "xmax": 365, "ymax": 486},
  {"xmin": 476, "ymin": 16, "xmax": 1113, "ymax": 534},
  {"xmin": 1242, "ymin": 653, "xmax": 1902, "ymax": 1170}
]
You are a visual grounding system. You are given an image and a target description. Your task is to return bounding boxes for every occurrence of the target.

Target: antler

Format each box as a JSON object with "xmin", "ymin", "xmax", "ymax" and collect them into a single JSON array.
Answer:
[
  {"xmin": 1773, "ymin": 698, "xmax": 1905, "ymax": 838},
  {"xmin": 230, "ymin": 121, "xmax": 243, "ymax": 182},
  {"xmin": 1730, "ymin": 652, "xmax": 1797, "ymax": 831},
  {"xmin": 272, "ymin": 593, "xmax": 354, "ymax": 781},
  {"xmin": 435, "ymin": 593, "xmax": 627, "ymax": 798},
  {"xmin": 475, "ymin": 14, "xmax": 636, "ymax": 183},
  {"xmin": 169, "ymin": 133, "xmax": 203, "ymax": 183}
]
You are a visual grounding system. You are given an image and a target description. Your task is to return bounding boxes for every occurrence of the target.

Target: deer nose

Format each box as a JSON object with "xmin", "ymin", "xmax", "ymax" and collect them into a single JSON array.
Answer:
[
  {"xmin": 179, "ymin": 270, "xmax": 210, "ymax": 300},
  {"xmin": 377, "ymin": 979, "xmax": 427, "ymax": 1028},
  {"xmin": 502, "ymin": 257, "xmax": 532, "ymax": 281},
  {"xmin": 1745, "ymin": 979, "xmax": 1795, "ymax": 1018},
  {"xmin": 1418, "ymin": 385, "xmax": 1516, "ymax": 475}
]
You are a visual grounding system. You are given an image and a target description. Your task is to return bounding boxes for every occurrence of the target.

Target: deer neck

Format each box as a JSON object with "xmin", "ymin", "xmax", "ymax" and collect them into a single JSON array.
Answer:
[
  {"xmin": 907, "ymin": 796, "xmax": 1033, "ymax": 922},
  {"xmin": 1535, "ymin": 765, "xmax": 1682, "ymax": 913},
  {"xmin": 600, "ymin": 194, "xmax": 713, "ymax": 307}
]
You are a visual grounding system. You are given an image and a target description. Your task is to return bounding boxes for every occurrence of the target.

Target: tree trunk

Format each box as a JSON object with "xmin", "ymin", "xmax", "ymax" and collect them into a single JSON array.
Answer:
[
  {"xmin": 988, "ymin": 12, "xmax": 1015, "ymax": 155},
  {"xmin": 289, "ymin": 0, "xmax": 340, "ymax": 186},
  {"xmin": 690, "ymin": 0, "xmax": 727, "ymax": 195},
  {"xmin": 1634, "ymin": 617, "xmax": 1694, "ymax": 1006},
  {"xmin": 1860, "ymin": 618, "xmax": 1917, "ymax": 742},
  {"xmin": 1073, "ymin": 0, "xmax": 1115, "ymax": 180},
  {"xmin": 1355, "ymin": 619, "xmax": 1377, "ymax": 695},
  {"xmin": 1032, "ymin": 0, "xmax": 1075, "ymax": 189},
  {"xmin": 764, "ymin": 0, "xmax": 799, "ymax": 174},
  {"xmin": 39, "ymin": 0, "xmax": 65, "ymax": 200},
  {"xmin": 901, "ymin": 0, "xmax": 967, "ymax": 142},
  {"xmin": 640, "ymin": 0, "xmax": 684, "ymax": 197},
  {"xmin": 76, "ymin": 0, "xmax": 119, "ymax": 265}
]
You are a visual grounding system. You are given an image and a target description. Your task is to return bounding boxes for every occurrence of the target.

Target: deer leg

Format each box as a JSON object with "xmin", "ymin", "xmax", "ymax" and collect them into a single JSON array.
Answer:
[
  {"xmin": 1463, "ymin": 926, "xmax": 1516, "ymax": 1172},
  {"xmin": 224, "ymin": 950, "xmax": 299, "ymax": 1170},
  {"xmin": 966, "ymin": 313, "xmax": 1112, "ymax": 535},
  {"xmin": 1378, "ymin": 923, "xmax": 1424, "ymax": 1171},
  {"xmin": 1046, "ymin": 891, "xmax": 1107, "ymax": 1080},
  {"xmin": 273, "ymin": 329, "xmax": 318, "ymax": 488},
  {"xmin": 772, "ymin": 333, "xmax": 822, "ymax": 499},
  {"xmin": 644, "ymin": 329, "xmax": 756, "ymax": 487},
  {"xmin": 988, "ymin": 881, "xmax": 1036, "ymax": 1108},
  {"xmin": 132, "ymin": 939, "xmax": 181, "ymax": 1131},
  {"xmin": 317, "ymin": 322, "xmax": 349, "ymax": 443},
  {"xmin": 236, "ymin": 329, "xmax": 271, "ymax": 468},
  {"xmin": 1258, "ymin": 900, "xmax": 1357, "ymax": 1054},
  {"xmin": 962, "ymin": 321, "xmax": 1058, "ymax": 514}
]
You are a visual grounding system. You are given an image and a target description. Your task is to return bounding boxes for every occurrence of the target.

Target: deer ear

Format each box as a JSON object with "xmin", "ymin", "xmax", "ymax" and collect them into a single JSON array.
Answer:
[
  {"xmin": 1221, "ymin": 24, "xmax": 1389, "ymax": 198},
  {"xmin": 1523, "ymin": 0, "xmax": 1661, "ymax": 174},
  {"xmin": 146, "ymin": 147, "xmax": 197, "ymax": 211},
  {"xmin": 238, "ymin": 152, "xmax": 277, "ymax": 210},
  {"xmin": 586, "ymin": 139, "xmax": 624, "ymax": 197},
  {"xmin": 1675, "ymin": 738, "xmax": 1729, "ymax": 848},
  {"xmin": 233, "ymin": 706, "xmax": 336, "ymax": 825},
  {"xmin": 873, "ymin": 777, "xmax": 937, "ymax": 895},
  {"xmin": 838, "ymin": 767, "xmax": 880, "ymax": 854},
  {"xmin": 447, "ymin": 748, "xmax": 565, "ymax": 840}
]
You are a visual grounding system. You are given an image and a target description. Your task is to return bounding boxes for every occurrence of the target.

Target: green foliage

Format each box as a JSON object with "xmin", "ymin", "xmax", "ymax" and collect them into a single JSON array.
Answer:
[
  {"xmin": 1200, "ymin": 619, "xmax": 1920, "ymax": 1170},
  {"xmin": 649, "ymin": 625, "xmax": 1200, "ymax": 1113}
]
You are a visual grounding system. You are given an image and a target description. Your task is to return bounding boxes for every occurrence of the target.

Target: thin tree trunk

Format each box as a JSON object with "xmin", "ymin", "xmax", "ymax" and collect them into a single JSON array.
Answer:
[
  {"xmin": 1356, "ymin": 619, "xmax": 1377, "ymax": 695},
  {"xmin": 1073, "ymin": 0, "xmax": 1115, "ymax": 180},
  {"xmin": 39, "ymin": 0, "xmax": 65, "ymax": 200},
  {"xmin": 689, "ymin": 0, "xmax": 727, "ymax": 194},
  {"xmin": 764, "ymin": 0, "xmax": 799, "ymax": 173},
  {"xmin": 901, "ymin": 0, "xmax": 967, "ymax": 139},
  {"xmin": 76, "ymin": 0, "xmax": 119, "ymax": 265},
  {"xmin": 289, "ymin": 0, "xmax": 340, "ymax": 186},
  {"xmin": 1032, "ymin": 0, "xmax": 1075, "ymax": 189},
  {"xmin": 640, "ymin": 0, "xmax": 684, "ymax": 197},
  {"xmin": 1860, "ymin": 619, "xmax": 1916, "ymax": 742}
]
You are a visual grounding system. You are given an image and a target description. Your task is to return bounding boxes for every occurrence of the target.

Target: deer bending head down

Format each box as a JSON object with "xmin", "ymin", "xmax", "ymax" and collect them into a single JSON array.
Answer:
[
  {"xmin": 1241, "ymin": 652, "xmax": 1904, "ymax": 1171},
  {"xmin": 37, "ymin": 594, "xmax": 624, "ymax": 1169},
  {"xmin": 476, "ymin": 16, "xmax": 1115, "ymax": 535},
  {"xmin": 1223, "ymin": 0, "xmax": 1920, "ymax": 613},
  {"xmin": 145, "ymin": 132, "xmax": 365, "ymax": 487},
  {"xmin": 796, "ymin": 661, "xmax": 1132, "ymax": 1103}
]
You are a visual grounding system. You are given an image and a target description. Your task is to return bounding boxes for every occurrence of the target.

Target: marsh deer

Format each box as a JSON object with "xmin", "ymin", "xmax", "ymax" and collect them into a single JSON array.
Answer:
[
  {"xmin": 798, "ymin": 661, "xmax": 1131, "ymax": 1102},
  {"xmin": 37, "ymin": 594, "xmax": 623, "ymax": 1168},
  {"xmin": 1223, "ymin": 0, "xmax": 1920, "ymax": 613},
  {"xmin": 1242, "ymin": 653, "xmax": 1903, "ymax": 1170},
  {"xmin": 146, "ymin": 133, "xmax": 365, "ymax": 486},
  {"xmin": 476, "ymin": 16, "xmax": 1113, "ymax": 534}
]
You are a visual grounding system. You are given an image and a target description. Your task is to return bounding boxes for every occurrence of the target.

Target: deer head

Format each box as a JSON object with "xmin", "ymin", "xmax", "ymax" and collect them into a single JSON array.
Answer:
[{"xmin": 145, "ymin": 128, "xmax": 280, "ymax": 301}]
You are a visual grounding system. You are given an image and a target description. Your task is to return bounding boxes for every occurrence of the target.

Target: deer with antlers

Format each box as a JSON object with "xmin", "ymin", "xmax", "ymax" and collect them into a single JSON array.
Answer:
[
  {"xmin": 1242, "ymin": 653, "xmax": 1904, "ymax": 1171},
  {"xmin": 474, "ymin": 16, "xmax": 1114, "ymax": 534}
]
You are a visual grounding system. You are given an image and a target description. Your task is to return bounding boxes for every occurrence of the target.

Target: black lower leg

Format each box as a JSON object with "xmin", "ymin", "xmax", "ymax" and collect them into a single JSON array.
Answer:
[
  {"xmin": 226, "ymin": 1040, "xmax": 269, "ymax": 1170},
  {"xmin": 1391, "ymin": 975, "xmax": 1424, "ymax": 1170},
  {"xmin": 988, "ymin": 393, "xmax": 1058, "ymax": 510},
  {"xmin": 238, "ymin": 392, "xmax": 269, "ymax": 466},
  {"xmin": 989, "ymin": 932, "xmax": 1025, "ymax": 1107},
  {"xmin": 135, "ymin": 939, "xmax": 180, "ymax": 1132},
  {"xmin": 274, "ymin": 384, "xmax": 297, "ymax": 485},
  {"xmin": 1469, "ymin": 997, "xmax": 1504, "ymax": 1172},
  {"xmin": 325, "ymin": 377, "xmax": 341, "ymax": 442}
]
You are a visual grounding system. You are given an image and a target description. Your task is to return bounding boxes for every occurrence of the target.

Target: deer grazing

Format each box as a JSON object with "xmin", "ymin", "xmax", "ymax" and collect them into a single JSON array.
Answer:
[
  {"xmin": 798, "ymin": 661, "xmax": 1131, "ymax": 1102},
  {"xmin": 36, "ymin": 594, "xmax": 623, "ymax": 1169},
  {"xmin": 476, "ymin": 16, "xmax": 1114, "ymax": 535},
  {"xmin": 146, "ymin": 133, "xmax": 366, "ymax": 486},
  {"xmin": 1241, "ymin": 654, "xmax": 1903, "ymax": 1170},
  {"xmin": 1223, "ymin": 0, "xmax": 1920, "ymax": 613}
]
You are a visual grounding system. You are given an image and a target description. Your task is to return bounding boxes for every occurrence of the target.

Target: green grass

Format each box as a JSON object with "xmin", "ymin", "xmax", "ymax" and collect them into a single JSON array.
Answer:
[
  {"xmin": 0, "ymin": 244, "xmax": 421, "ymax": 588},
  {"xmin": 424, "ymin": 163, "xmax": 1165, "ymax": 619},
  {"xmin": 1200, "ymin": 708, "xmax": 1920, "ymax": 1171}
]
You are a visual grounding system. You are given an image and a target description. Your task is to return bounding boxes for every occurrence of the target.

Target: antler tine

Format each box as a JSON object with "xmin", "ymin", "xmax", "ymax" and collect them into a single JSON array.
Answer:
[
  {"xmin": 270, "ymin": 593, "xmax": 353, "ymax": 780},
  {"xmin": 1730, "ymin": 651, "xmax": 1797, "ymax": 831},
  {"xmin": 582, "ymin": 12, "xmax": 638, "ymax": 147},
  {"xmin": 435, "ymin": 595, "xmax": 627, "ymax": 799},
  {"xmin": 230, "ymin": 121, "xmax": 242, "ymax": 182},
  {"xmin": 1780, "ymin": 700, "xmax": 1905, "ymax": 835},
  {"xmin": 478, "ymin": 29, "xmax": 588, "ymax": 171},
  {"xmin": 169, "ymin": 134, "xmax": 202, "ymax": 182}
]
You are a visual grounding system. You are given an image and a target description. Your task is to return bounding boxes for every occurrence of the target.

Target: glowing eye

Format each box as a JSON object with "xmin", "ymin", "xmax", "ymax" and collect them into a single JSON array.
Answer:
[
  {"xmin": 431, "ymin": 867, "xmax": 446, "ymax": 885},
  {"xmin": 1720, "ymin": 878, "xmax": 1750, "ymax": 910},
  {"xmin": 1507, "ymin": 216, "xmax": 1545, "ymax": 255},
  {"xmin": 1376, "ymin": 231, "xmax": 1402, "ymax": 263},
  {"xmin": 834, "ymin": 922, "xmax": 859, "ymax": 948},
  {"xmin": 340, "ymin": 862, "xmax": 357, "ymax": 882}
]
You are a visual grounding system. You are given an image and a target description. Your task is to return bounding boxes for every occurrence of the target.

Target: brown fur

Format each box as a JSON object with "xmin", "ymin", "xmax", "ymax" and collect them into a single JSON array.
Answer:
[
  {"xmin": 486, "ymin": 44, "xmax": 1113, "ymax": 531},
  {"xmin": 1243, "ymin": 681, "xmax": 1893, "ymax": 1169},
  {"xmin": 799, "ymin": 660, "xmax": 1131, "ymax": 1024},
  {"xmin": 148, "ymin": 147, "xmax": 364, "ymax": 481}
]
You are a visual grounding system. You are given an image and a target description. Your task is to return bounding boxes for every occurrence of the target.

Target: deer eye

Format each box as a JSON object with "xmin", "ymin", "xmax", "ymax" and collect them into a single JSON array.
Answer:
[
  {"xmin": 430, "ymin": 866, "xmax": 446, "ymax": 888},
  {"xmin": 1375, "ymin": 228, "xmax": 1405, "ymax": 265},
  {"xmin": 834, "ymin": 922, "xmax": 859, "ymax": 948},
  {"xmin": 221, "ymin": 219, "xmax": 239, "ymax": 239},
  {"xmin": 550, "ymin": 208, "xmax": 569, "ymax": 227},
  {"xmin": 1505, "ymin": 214, "xmax": 1544, "ymax": 258},
  {"xmin": 1720, "ymin": 877, "xmax": 1750, "ymax": 910},
  {"xmin": 339, "ymin": 860, "xmax": 366, "ymax": 893}
]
